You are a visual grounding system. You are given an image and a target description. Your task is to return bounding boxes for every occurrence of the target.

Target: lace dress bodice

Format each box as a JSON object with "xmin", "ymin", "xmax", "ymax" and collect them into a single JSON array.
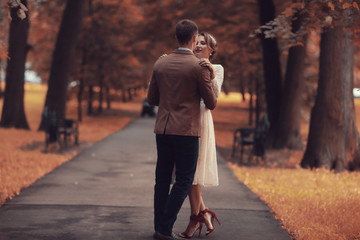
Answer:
[{"xmin": 200, "ymin": 64, "xmax": 224, "ymax": 109}]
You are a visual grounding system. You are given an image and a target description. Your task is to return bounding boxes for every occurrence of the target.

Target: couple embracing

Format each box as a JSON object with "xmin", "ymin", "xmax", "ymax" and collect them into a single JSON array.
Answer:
[{"xmin": 148, "ymin": 19, "xmax": 224, "ymax": 240}]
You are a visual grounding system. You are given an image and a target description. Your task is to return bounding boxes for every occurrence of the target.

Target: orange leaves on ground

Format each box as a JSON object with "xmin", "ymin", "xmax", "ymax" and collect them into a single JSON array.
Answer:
[
  {"xmin": 0, "ymin": 129, "xmax": 74, "ymax": 203},
  {"xmin": 229, "ymin": 164, "xmax": 360, "ymax": 240},
  {"xmin": 328, "ymin": 2, "xmax": 335, "ymax": 10}
]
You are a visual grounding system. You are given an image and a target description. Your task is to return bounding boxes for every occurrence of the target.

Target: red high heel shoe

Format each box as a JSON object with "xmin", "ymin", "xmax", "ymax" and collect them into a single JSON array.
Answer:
[
  {"xmin": 178, "ymin": 214, "xmax": 204, "ymax": 239},
  {"xmin": 199, "ymin": 209, "xmax": 221, "ymax": 236}
]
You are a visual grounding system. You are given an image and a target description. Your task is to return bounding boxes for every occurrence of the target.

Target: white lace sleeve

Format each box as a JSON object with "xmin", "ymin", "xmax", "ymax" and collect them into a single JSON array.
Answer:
[{"xmin": 211, "ymin": 64, "xmax": 224, "ymax": 98}]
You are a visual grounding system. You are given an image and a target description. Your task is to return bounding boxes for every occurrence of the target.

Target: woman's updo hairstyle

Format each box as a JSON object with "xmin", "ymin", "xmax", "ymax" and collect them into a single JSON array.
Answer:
[{"xmin": 199, "ymin": 32, "xmax": 217, "ymax": 61}]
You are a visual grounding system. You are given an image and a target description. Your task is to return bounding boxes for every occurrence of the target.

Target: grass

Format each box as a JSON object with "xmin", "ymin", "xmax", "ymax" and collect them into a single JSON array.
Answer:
[{"xmin": 229, "ymin": 165, "xmax": 360, "ymax": 240}]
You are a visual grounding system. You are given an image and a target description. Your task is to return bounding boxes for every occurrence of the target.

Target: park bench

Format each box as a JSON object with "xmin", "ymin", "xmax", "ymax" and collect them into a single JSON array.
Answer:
[
  {"xmin": 141, "ymin": 98, "xmax": 156, "ymax": 117},
  {"xmin": 57, "ymin": 118, "xmax": 79, "ymax": 146},
  {"xmin": 43, "ymin": 107, "xmax": 79, "ymax": 151},
  {"xmin": 232, "ymin": 114, "xmax": 270, "ymax": 162}
]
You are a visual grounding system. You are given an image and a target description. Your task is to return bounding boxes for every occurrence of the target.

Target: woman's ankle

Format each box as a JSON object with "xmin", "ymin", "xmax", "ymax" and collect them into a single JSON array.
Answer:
[{"xmin": 203, "ymin": 212, "xmax": 213, "ymax": 228}]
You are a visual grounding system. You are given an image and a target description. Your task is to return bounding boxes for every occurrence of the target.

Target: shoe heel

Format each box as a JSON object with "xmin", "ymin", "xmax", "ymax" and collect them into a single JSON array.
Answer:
[{"xmin": 198, "ymin": 223, "xmax": 203, "ymax": 237}]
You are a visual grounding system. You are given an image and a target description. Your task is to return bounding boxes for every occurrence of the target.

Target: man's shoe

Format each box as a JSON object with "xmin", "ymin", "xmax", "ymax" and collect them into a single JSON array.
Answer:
[
  {"xmin": 153, "ymin": 231, "xmax": 171, "ymax": 240},
  {"xmin": 171, "ymin": 232, "xmax": 182, "ymax": 240},
  {"xmin": 153, "ymin": 231, "xmax": 181, "ymax": 240}
]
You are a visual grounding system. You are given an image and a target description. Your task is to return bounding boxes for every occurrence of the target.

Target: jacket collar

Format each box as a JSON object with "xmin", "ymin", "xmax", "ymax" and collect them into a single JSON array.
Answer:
[{"xmin": 173, "ymin": 49, "xmax": 195, "ymax": 55}]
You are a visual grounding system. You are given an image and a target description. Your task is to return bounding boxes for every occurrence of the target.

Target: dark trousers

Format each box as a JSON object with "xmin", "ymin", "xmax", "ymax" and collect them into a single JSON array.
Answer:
[{"xmin": 154, "ymin": 134, "xmax": 199, "ymax": 236}]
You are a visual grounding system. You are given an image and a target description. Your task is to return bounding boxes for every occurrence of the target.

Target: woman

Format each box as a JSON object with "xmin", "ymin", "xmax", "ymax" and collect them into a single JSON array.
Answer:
[{"xmin": 179, "ymin": 32, "xmax": 224, "ymax": 239}]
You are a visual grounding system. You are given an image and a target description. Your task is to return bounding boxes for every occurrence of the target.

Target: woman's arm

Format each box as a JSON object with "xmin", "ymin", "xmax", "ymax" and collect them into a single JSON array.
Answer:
[{"xmin": 211, "ymin": 65, "xmax": 224, "ymax": 98}]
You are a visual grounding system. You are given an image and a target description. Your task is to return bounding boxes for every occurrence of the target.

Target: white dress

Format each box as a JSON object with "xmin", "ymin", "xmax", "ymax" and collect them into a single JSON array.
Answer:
[{"xmin": 193, "ymin": 64, "xmax": 224, "ymax": 187}]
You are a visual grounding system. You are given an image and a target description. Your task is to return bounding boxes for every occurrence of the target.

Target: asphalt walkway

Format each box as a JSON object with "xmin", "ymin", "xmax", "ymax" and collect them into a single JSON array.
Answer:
[{"xmin": 0, "ymin": 117, "xmax": 291, "ymax": 240}]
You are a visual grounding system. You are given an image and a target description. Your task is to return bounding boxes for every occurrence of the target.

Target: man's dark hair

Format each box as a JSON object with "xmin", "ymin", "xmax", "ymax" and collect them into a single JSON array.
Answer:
[{"xmin": 175, "ymin": 19, "xmax": 198, "ymax": 46}]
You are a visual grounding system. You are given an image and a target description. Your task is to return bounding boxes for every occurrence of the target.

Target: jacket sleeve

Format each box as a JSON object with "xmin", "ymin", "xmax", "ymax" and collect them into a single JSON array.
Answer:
[
  {"xmin": 198, "ymin": 67, "xmax": 217, "ymax": 110},
  {"xmin": 147, "ymin": 71, "xmax": 159, "ymax": 106}
]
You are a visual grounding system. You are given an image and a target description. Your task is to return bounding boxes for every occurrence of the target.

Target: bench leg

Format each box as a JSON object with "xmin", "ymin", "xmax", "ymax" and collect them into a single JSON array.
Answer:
[
  {"xmin": 57, "ymin": 132, "xmax": 62, "ymax": 152},
  {"xmin": 240, "ymin": 144, "xmax": 245, "ymax": 163},
  {"xmin": 64, "ymin": 133, "xmax": 68, "ymax": 146},
  {"xmin": 231, "ymin": 142, "xmax": 236, "ymax": 157},
  {"xmin": 261, "ymin": 154, "xmax": 266, "ymax": 163},
  {"xmin": 45, "ymin": 134, "xmax": 49, "ymax": 153},
  {"xmin": 75, "ymin": 133, "xmax": 79, "ymax": 145}
]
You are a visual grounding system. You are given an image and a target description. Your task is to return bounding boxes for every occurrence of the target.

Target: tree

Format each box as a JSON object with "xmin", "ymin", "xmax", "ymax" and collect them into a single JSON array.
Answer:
[
  {"xmin": 273, "ymin": 3, "xmax": 307, "ymax": 150},
  {"xmin": 27, "ymin": 0, "xmax": 65, "ymax": 84},
  {"xmin": 0, "ymin": 0, "xmax": 6, "ymax": 97},
  {"xmin": 0, "ymin": 0, "xmax": 30, "ymax": 129},
  {"xmin": 257, "ymin": 0, "xmax": 283, "ymax": 147},
  {"xmin": 138, "ymin": 0, "xmax": 264, "ymax": 94},
  {"xmin": 301, "ymin": 3, "xmax": 360, "ymax": 171},
  {"xmin": 78, "ymin": 0, "xmax": 144, "ymax": 112},
  {"xmin": 75, "ymin": 0, "xmax": 92, "ymax": 122},
  {"xmin": 38, "ymin": 0, "xmax": 85, "ymax": 130}
]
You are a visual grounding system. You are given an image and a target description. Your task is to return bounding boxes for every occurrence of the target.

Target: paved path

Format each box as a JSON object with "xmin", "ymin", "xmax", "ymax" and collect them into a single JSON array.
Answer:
[{"xmin": 0, "ymin": 118, "xmax": 291, "ymax": 240}]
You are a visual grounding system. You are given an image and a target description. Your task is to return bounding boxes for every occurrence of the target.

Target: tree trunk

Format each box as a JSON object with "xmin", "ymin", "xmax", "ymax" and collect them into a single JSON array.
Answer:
[
  {"xmin": 301, "ymin": 26, "xmax": 360, "ymax": 171},
  {"xmin": 77, "ymin": 0, "xmax": 93, "ymax": 122},
  {"xmin": 249, "ymin": 89, "xmax": 253, "ymax": 126},
  {"xmin": 121, "ymin": 88, "xmax": 127, "ymax": 102},
  {"xmin": 240, "ymin": 80, "xmax": 246, "ymax": 102},
  {"xmin": 97, "ymin": 83, "xmax": 103, "ymax": 113},
  {"xmin": 255, "ymin": 76, "xmax": 261, "ymax": 126},
  {"xmin": 257, "ymin": 0, "xmax": 283, "ymax": 147},
  {"xmin": 87, "ymin": 85, "xmax": 93, "ymax": 115},
  {"xmin": 98, "ymin": 80, "xmax": 104, "ymax": 113},
  {"xmin": 0, "ymin": 0, "xmax": 30, "ymax": 129},
  {"xmin": 96, "ymin": 57, "xmax": 104, "ymax": 113},
  {"xmin": 77, "ymin": 51, "xmax": 86, "ymax": 122},
  {"xmin": 127, "ymin": 88, "xmax": 133, "ymax": 101},
  {"xmin": 273, "ymin": 10, "xmax": 307, "ymax": 150},
  {"xmin": 38, "ymin": 0, "xmax": 84, "ymax": 130},
  {"xmin": 77, "ymin": 79, "xmax": 84, "ymax": 122},
  {"xmin": 0, "ymin": 0, "xmax": 4, "ymax": 98},
  {"xmin": 0, "ymin": 60, "xmax": 3, "ymax": 98},
  {"xmin": 106, "ymin": 86, "xmax": 111, "ymax": 110}
]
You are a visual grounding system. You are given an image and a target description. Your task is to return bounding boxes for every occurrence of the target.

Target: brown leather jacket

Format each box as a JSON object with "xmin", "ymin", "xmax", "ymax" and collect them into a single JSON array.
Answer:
[{"xmin": 147, "ymin": 49, "xmax": 217, "ymax": 137}]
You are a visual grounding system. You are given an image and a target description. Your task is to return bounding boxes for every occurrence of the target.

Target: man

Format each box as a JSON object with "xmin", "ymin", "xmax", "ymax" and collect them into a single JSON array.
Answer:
[{"xmin": 147, "ymin": 19, "xmax": 217, "ymax": 240}]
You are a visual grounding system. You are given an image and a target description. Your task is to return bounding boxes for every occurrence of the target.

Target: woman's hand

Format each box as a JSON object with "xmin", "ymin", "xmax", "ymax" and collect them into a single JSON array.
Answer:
[
  {"xmin": 159, "ymin": 54, "xmax": 167, "ymax": 59},
  {"xmin": 199, "ymin": 58, "xmax": 215, "ymax": 80}
]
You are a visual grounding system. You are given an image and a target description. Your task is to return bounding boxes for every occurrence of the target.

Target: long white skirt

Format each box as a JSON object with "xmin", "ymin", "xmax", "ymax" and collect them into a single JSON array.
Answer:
[{"xmin": 193, "ymin": 106, "xmax": 219, "ymax": 187}]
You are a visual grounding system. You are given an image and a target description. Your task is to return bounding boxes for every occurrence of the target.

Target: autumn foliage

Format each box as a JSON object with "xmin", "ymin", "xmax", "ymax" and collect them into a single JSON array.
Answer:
[{"xmin": 1, "ymin": 0, "xmax": 360, "ymax": 239}]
